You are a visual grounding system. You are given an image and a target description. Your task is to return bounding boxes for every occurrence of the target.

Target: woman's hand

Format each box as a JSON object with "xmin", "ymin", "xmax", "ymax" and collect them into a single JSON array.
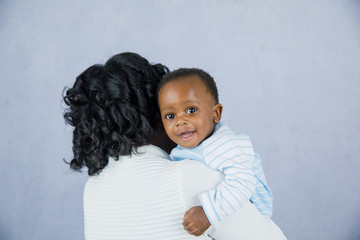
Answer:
[{"xmin": 182, "ymin": 206, "xmax": 211, "ymax": 236}]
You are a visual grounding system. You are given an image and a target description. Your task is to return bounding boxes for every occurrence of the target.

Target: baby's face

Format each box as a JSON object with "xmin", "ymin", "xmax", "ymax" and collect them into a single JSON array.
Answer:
[{"xmin": 158, "ymin": 75, "xmax": 222, "ymax": 148}]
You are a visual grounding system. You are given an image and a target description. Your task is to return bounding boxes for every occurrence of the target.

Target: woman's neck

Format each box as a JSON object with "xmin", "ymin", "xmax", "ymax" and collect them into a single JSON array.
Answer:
[{"xmin": 150, "ymin": 121, "xmax": 176, "ymax": 154}]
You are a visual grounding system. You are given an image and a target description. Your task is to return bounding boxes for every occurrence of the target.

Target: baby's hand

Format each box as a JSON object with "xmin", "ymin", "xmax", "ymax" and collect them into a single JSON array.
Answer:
[{"xmin": 182, "ymin": 206, "xmax": 211, "ymax": 236}]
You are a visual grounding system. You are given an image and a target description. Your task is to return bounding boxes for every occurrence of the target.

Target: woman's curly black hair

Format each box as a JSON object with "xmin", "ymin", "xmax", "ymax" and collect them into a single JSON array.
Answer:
[{"xmin": 63, "ymin": 52, "xmax": 169, "ymax": 176}]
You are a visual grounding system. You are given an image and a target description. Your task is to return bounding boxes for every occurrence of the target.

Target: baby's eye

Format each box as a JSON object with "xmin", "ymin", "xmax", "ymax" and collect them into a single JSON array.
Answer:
[
  {"xmin": 165, "ymin": 113, "xmax": 175, "ymax": 120},
  {"xmin": 186, "ymin": 107, "xmax": 197, "ymax": 114}
]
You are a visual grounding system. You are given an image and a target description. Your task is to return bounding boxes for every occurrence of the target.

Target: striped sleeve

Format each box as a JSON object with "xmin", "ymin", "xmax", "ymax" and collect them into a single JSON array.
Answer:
[
  {"xmin": 198, "ymin": 129, "xmax": 257, "ymax": 225},
  {"xmin": 249, "ymin": 153, "xmax": 273, "ymax": 217}
]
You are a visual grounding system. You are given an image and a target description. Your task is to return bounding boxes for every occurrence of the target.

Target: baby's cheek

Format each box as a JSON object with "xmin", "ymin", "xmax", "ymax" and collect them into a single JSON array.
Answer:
[{"xmin": 169, "ymin": 133, "xmax": 178, "ymax": 144}]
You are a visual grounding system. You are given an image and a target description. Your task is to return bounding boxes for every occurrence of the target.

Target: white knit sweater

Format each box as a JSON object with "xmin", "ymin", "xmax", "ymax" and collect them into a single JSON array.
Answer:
[
  {"xmin": 84, "ymin": 145, "xmax": 211, "ymax": 240},
  {"xmin": 83, "ymin": 145, "xmax": 286, "ymax": 240}
]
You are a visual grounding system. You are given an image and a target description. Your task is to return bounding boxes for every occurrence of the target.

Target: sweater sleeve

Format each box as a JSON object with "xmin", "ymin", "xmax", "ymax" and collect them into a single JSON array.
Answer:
[{"xmin": 199, "ymin": 134, "xmax": 257, "ymax": 225}]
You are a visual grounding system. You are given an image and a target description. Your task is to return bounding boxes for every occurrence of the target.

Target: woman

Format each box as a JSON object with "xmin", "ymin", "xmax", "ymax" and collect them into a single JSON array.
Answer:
[{"xmin": 63, "ymin": 52, "xmax": 286, "ymax": 240}]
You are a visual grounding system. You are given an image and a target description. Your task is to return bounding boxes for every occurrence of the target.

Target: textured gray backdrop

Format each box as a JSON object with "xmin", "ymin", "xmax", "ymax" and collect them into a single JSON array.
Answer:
[{"xmin": 1, "ymin": 0, "xmax": 359, "ymax": 239}]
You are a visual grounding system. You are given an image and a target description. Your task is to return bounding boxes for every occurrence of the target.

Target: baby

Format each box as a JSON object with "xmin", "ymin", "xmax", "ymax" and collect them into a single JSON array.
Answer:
[{"xmin": 157, "ymin": 68, "xmax": 273, "ymax": 236}]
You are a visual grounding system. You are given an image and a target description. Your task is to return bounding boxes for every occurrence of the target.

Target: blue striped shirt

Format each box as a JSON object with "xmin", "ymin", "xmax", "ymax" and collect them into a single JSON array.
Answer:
[{"xmin": 171, "ymin": 122, "xmax": 273, "ymax": 224}]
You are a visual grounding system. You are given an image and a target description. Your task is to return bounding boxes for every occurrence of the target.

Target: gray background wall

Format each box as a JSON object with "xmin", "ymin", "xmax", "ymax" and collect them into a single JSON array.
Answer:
[{"xmin": 1, "ymin": 0, "xmax": 359, "ymax": 239}]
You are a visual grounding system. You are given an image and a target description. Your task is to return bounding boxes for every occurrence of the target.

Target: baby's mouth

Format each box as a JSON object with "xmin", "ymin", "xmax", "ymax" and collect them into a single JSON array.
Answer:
[{"xmin": 178, "ymin": 131, "xmax": 195, "ymax": 141}]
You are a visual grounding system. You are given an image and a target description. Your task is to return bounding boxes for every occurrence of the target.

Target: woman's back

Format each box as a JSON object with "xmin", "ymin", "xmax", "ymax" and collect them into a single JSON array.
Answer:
[
  {"xmin": 84, "ymin": 145, "xmax": 208, "ymax": 240},
  {"xmin": 66, "ymin": 52, "xmax": 286, "ymax": 240}
]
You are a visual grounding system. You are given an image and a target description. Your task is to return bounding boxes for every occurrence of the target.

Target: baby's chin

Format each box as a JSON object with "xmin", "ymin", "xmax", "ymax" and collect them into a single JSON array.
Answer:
[{"xmin": 176, "ymin": 141, "xmax": 200, "ymax": 149}]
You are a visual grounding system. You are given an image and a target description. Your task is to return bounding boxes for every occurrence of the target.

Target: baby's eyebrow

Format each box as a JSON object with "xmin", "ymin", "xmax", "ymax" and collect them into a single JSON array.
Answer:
[
  {"xmin": 181, "ymin": 100, "xmax": 198, "ymax": 105},
  {"xmin": 160, "ymin": 106, "xmax": 173, "ymax": 113}
]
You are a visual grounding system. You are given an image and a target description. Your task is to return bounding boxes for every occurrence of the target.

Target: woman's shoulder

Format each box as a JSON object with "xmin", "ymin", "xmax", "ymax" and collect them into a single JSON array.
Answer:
[
  {"xmin": 86, "ymin": 144, "xmax": 176, "ymax": 180},
  {"xmin": 179, "ymin": 160, "xmax": 223, "ymax": 206},
  {"xmin": 83, "ymin": 145, "xmax": 212, "ymax": 240}
]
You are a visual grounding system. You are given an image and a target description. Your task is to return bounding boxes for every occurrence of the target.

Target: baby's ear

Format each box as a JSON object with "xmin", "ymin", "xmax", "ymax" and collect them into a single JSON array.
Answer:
[{"xmin": 213, "ymin": 103, "xmax": 223, "ymax": 123}]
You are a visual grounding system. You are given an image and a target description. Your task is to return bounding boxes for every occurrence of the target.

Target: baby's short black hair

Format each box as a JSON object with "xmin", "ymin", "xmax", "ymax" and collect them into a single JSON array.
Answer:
[{"xmin": 158, "ymin": 68, "xmax": 219, "ymax": 103}]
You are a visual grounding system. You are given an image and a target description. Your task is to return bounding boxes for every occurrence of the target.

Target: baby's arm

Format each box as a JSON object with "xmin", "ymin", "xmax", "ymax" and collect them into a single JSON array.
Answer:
[
  {"xmin": 183, "ymin": 139, "xmax": 255, "ymax": 236},
  {"xmin": 200, "ymin": 135, "xmax": 257, "ymax": 225},
  {"xmin": 182, "ymin": 206, "xmax": 210, "ymax": 236}
]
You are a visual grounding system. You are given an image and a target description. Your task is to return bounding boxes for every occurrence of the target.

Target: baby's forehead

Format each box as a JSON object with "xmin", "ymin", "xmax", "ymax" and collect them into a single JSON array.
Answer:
[
  {"xmin": 180, "ymin": 77, "xmax": 216, "ymax": 101},
  {"xmin": 159, "ymin": 74, "xmax": 217, "ymax": 103},
  {"xmin": 182, "ymin": 76, "xmax": 215, "ymax": 97}
]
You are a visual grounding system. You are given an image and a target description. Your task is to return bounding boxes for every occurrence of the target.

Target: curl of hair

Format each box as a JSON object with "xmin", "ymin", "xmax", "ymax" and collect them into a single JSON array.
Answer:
[{"xmin": 63, "ymin": 52, "xmax": 168, "ymax": 175}]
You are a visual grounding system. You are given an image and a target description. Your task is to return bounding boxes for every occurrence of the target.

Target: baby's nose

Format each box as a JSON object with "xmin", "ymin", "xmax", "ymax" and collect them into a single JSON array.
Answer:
[{"xmin": 176, "ymin": 116, "xmax": 187, "ymax": 127}]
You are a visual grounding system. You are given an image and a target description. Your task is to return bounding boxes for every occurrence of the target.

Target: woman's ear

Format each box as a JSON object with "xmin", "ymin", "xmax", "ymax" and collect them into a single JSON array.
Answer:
[{"xmin": 213, "ymin": 103, "xmax": 223, "ymax": 123}]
